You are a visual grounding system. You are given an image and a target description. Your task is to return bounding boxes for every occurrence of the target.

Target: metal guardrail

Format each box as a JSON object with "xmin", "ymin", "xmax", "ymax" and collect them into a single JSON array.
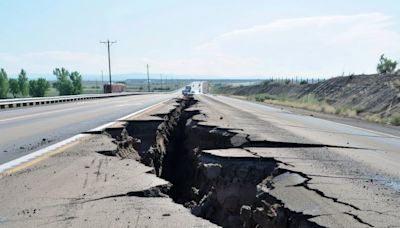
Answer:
[{"xmin": 0, "ymin": 92, "xmax": 149, "ymax": 110}]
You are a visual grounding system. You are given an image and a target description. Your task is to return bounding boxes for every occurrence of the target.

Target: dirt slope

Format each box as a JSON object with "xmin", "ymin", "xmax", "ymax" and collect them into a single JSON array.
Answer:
[{"xmin": 215, "ymin": 74, "xmax": 400, "ymax": 117}]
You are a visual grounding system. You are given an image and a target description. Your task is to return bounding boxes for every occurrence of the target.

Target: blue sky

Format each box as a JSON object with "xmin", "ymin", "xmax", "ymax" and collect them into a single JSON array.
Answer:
[{"xmin": 1, "ymin": 0, "xmax": 399, "ymax": 79}]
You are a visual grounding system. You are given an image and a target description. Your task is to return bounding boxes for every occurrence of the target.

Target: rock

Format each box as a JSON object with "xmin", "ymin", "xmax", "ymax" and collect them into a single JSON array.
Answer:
[
  {"xmin": 203, "ymin": 163, "xmax": 222, "ymax": 179},
  {"xmin": 272, "ymin": 206, "xmax": 288, "ymax": 227},
  {"xmin": 240, "ymin": 205, "xmax": 252, "ymax": 221},
  {"xmin": 253, "ymin": 207, "xmax": 272, "ymax": 228}
]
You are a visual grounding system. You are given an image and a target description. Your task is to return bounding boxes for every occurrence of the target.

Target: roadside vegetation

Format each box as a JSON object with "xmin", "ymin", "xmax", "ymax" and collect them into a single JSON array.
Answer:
[
  {"xmin": 212, "ymin": 54, "xmax": 400, "ymax": 126},
  {"xmin": 246, "ymin": 93, "xmax": 400, "ymax": 125},
  {"xmin": 249, "ymin": 93, "xmax": 357, "ymax": 117},
  {"xmin": 0, "ymin": 68, "xmax": 52, "ymax": 98},
  {"xmin": 390, "ymin": 113, "xmax": 400, "ymax": 126},
  {"xmin": 53, "ymin": 68, "xmax": 83, "ymax": 95},
  {"xmin": 377, "ymin": 54, "xmax": 398, "ymax": 74},
  {"xmin": 0, "ymin": 67, "xmax": 83, "ymax": 99},
  {"xmin": 0, "ymin": 66, "xmax": 191, "ymax": 99}
]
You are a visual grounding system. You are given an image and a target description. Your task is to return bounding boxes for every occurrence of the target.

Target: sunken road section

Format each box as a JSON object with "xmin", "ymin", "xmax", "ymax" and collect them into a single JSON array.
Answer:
[{"xmin": 102, "ymin": 96, "xmax": 363, "ymax": 228}]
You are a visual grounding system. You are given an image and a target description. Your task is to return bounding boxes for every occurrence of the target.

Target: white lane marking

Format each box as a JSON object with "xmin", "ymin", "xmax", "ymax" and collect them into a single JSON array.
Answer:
[
  {"xmin": 115, "ymin": 103, "xmax": 142, "ymax": 107},
  {"xmin": 0, "ymin": 134, "xmax": 86, "ymax": 173},
  {"xmin": 89, "ymin": 98, "xmax": 171, "ymax": 132},
  {"xmin": 219, "ymin": 95, "xmax": 400, "ymax": 140},
  {"xmin": 0, "ymin": 106, "xmax": 86, "ymax": 122},
  {"xmin": 327, "ymin": 121, "xmax": 400, "ymax": 140},
  {"xmin": 0, "ymin": 97, "xmax": 173, "ymax": 174}
]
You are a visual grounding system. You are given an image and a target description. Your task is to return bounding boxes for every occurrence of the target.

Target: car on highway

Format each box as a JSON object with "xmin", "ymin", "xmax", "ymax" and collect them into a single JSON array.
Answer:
[{"xmin": 182, "ymin": 85, "xmax": 192, "ymax": 96}]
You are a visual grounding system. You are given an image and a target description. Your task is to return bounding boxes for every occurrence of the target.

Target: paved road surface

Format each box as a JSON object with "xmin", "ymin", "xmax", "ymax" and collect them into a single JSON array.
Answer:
[
  {"xmin": 194, "ymin": 94, "xmax": 400, "ymax": 227},
  {"xmin": 206, "ymin": 95, "xmax": 400, "ymax": 181},
  {"xmin": 1, "ymin": 91, "xmax": 400, "ymax": 227},
  {"xmin": 0, "ymin": 93, "xmax": 178, "ymax": 164}
]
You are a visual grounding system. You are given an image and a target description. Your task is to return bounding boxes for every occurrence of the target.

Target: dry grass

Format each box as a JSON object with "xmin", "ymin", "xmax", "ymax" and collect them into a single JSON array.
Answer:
[
  {"xmin": 230, "ymin": 93, "xmax": 397, "ymax": 125},
  {"xmin": 248, "ymin": 93, "xmax": 362, "ymax": 119}
]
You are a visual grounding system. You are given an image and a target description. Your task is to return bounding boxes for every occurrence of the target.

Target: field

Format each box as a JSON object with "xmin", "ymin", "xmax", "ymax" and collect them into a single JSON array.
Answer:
[{"xmin": 4, "ymin": 79, "xmax": 193, "ymax": 98}]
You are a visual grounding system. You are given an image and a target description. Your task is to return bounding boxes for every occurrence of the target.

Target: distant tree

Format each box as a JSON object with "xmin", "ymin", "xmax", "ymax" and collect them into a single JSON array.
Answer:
[
  {"xmin": 9, "ymin": 79, "xmax": 19, "ymax": 98},
  {"xmin": 69, "ymin": 71, "xmax": 83, "ymax": 95},
  {"xmin": 0, "ymin": 68, "xmax": 9, "ymax": 98},
  {"xmin": 53, "ymin": 68, "xmax": 72, "ymax": 95},
  {"xmin": 29, "ymin": 78, "xmax": 50, "ymax": 97},
  {"xmin": 18, "ymin": 69, "xmax": 29, "ymax": 97},
  {"xmin": 300, "ymin": 80, "xmax": 308, "ymax": 85},
  {"xmin": 377, "ymin": 54, "xmax": 398, "ymax": 74},
  {"xmin": 53, "ymin": 68, "xmax": 83, "ymax": 95}
]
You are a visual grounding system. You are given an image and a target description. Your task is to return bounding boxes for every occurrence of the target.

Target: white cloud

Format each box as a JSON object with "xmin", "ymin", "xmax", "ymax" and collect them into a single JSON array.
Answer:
[
  {"xmin": 193, "ymin": 13, "xmax": 400, "ymax": 77},
  {"xmin": 1, "ymin": 13, "xmax": 399, "ymax": 78}
]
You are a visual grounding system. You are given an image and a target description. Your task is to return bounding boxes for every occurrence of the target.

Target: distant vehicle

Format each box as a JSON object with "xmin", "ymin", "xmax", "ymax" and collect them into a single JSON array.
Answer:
[
  {"xmin": 182, "ymin": 85, "xmax": 191, "ymax": 96},
  {"xmin": 103, "ymin": 84, "xmax": 127, "ymax": 93}
]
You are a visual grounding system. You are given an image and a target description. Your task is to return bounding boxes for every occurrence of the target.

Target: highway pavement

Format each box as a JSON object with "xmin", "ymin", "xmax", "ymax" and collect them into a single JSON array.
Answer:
[
  {"xmin": 207, "ymin": 95, "xmax": 400, "ymax": 175},
  {"xmin": 193, "ymin": 94, "xmax": 400, "ymax": 227},
  {"xmin": 0, "ymin": 93, "xmax": 178, "ymax": 164},
  {"xmin": 1, "ymin": 86, "xmax": 400, "ymax": 227}
]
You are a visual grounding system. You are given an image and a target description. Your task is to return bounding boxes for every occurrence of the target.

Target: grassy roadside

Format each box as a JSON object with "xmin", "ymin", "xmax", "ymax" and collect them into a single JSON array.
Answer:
[{"xmin": 237, "ymin": 93, "xmax": 400, "ymax": 126}]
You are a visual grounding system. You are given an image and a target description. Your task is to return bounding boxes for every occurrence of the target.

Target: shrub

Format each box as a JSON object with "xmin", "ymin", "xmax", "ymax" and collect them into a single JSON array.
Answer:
[
  {"xmin": 377, "ymin": 54, "xmax": 397, "ymax": 74},
  {"xmin": 335, "ymin": 106, "xmax": 357, "ymax": 117},
  {"xmin": 300, "ymin": 80, "xmax": 308, "ymax": 85},
  {"xmin": 255, "ymin": 93, "xmax": 274, "ymax": 102},
  {"xmin": 390, "ymin": 113, "xmax": 400, "ymax": 126}
]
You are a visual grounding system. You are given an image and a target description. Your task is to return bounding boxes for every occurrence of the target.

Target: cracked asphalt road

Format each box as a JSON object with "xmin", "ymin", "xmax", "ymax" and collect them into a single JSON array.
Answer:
[
  {"xmin": 193, "ymin": 94, "xmax": 400, "ymax": 227},
  {"xmin": 1, "ymin": 92, "xmax": 399, "ymax": 227},
  {"xmin": 0, "ymin": 93, "xmax": 178, "ymax": 164}
]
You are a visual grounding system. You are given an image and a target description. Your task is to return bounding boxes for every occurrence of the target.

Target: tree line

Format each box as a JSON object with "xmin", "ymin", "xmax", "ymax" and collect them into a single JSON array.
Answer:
[{"xmin": 0, "ymin": 68, "xmax": 83, "ymax": 99}]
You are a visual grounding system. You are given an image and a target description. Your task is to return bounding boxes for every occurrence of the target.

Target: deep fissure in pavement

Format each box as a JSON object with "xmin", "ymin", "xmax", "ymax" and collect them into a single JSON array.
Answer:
[{"xmin": 105, "ymin": 97, "xmax": 322, "ymax": 228}]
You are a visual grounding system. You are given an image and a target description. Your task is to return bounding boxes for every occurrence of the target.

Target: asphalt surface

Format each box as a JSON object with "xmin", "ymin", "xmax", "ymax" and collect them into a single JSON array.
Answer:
[
  {"xmin": 194, "ymin": 94, "xmax": 400, "ymax": 227},
  {"xmin": 1, "ymin": 84, "xmax": 400, "ymax": 227},
  {"xmin": 206, "ymin": 95, "xmax": 400, "ymax": 182},
  {"xmin": 0, "ymin": 93, "xmax": 178, "ymax": 164}
]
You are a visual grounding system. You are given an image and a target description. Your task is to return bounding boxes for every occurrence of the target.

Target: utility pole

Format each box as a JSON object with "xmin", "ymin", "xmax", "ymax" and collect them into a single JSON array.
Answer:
[
  {"xmin": 160, "ymin": 74, "xmax": 163, "ymax": 90},
  {"xmin": 100, "ymin": 39, "xmax": 117, "ymax": 93},
  {"xmin": 146, "ymin": 64, "xmax": 150, "ymax": 92}
]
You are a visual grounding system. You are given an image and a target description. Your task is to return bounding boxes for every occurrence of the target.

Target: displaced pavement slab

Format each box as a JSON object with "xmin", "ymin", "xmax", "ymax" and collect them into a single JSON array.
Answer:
[
  {"xmin": 0, "ymin": 128, "xmax": 217, "ymax": 227},
  {"xmin": 189, "ymin": 94, "xmax": 400, "ymax": 227}
]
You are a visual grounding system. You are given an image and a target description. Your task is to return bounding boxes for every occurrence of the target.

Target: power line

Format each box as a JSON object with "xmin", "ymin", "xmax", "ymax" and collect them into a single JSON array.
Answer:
[{"xmin": 100, "ymin": 39, "xmax": 117, "ymax": 93}]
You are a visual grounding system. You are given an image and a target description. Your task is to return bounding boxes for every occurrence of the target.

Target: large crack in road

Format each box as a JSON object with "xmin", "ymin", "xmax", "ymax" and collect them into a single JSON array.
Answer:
[{"xmin": 100, "ymin": 97, "xmax": 375, "ymax": 228}]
